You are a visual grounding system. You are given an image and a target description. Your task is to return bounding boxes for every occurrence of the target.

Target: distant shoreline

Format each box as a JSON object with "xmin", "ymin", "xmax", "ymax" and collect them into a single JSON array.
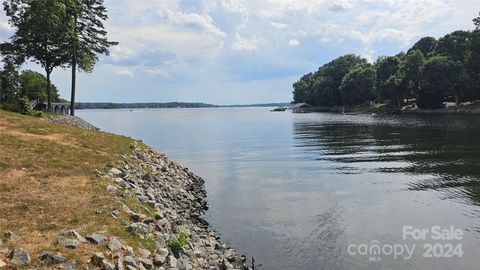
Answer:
[
  {"xmin": 306, "ymin": 103, "xmax": 480, "ymax": 115},
  {"xmin": 75, "ymin": 102, "xmax": 290, "ymax": 109}
]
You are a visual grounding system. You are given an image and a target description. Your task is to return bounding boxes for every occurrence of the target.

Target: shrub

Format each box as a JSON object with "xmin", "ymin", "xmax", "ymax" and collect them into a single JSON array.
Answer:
[
  {"xmin": 18, "ymin": 96, "xmax": 33, "ymax": 115},
  {"xmin": 167, "ymin": 226, "xmax": 190, "ymax": 254}
]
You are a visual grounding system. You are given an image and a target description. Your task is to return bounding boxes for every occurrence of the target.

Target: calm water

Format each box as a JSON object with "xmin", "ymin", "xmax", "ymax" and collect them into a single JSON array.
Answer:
[{"xmin": 78, "ymin": 108, "xmax": 480, "ymax": 270}]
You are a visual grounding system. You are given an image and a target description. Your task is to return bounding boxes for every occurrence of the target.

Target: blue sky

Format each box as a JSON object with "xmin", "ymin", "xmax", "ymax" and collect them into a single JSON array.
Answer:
[{"xmin": 1, "ymin": 0, "xmax": 479, "ymax": 104}]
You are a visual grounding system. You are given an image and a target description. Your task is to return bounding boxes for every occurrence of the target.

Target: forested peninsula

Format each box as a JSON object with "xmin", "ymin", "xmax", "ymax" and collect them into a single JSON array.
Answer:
[{"xmin": 293, "ymin": 13, "xmax": 480, "ymax": 112}]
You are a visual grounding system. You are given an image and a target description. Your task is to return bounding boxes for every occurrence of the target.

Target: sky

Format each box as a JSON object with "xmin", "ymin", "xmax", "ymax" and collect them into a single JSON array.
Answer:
[{"xmin": 0, "ymin": 0, "xmax": 479, "ymax": 105}]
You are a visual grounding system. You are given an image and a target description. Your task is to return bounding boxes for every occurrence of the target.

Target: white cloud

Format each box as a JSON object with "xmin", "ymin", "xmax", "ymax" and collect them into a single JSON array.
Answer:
[
  {"xmin": 145, "ymin": 68, "xmax": 171, "ymax": 78},
  {"xmin": 0, "ymin": 21, "xmax": 12, "ymax": 33},
  {"xmin": 56, "ymin": 0, "xmax": 478, "ymax": 103},
  {"xmin": 288, "ymin": 39, "xmax": 299, "ymax": 47},
  {"xmin": 110, "ymin": 66, "xmax": 134, "ymax": 77},
  {"xmin": 231, "ymin": 33, "xmax": 259, "ymax": 51},
  {"xmin": 329, "ymin": 0, "xmax": 352, "ymax": 12},
  {"xmin": 271, "ymin": 22, "xmax": 289, "ymax": 29},
  {"xmin": 158, "ymin": 6, "xmax": 226, "ymax": 37}
]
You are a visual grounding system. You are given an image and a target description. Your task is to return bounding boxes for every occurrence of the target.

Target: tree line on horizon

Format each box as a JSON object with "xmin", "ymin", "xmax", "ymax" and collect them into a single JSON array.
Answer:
[
  {"xmin": 0, "ymin": 0, "xmax": 116, "ymax": 115},
  {"xmin": 293, "ymin": 12, "xmax": 480, "ymax": 110}
]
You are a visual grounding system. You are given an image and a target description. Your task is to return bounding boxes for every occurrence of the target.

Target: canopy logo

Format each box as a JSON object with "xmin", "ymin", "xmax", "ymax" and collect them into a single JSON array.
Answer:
[{"xmin": 347, "ymin": 226, "xmax": 464, "ymax": 262}]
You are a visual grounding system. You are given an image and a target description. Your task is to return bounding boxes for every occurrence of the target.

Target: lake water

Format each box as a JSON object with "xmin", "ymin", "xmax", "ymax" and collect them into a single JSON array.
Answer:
[{"xmin": 78, "ymin": 108, "xmax": 480, "ymax": 270}]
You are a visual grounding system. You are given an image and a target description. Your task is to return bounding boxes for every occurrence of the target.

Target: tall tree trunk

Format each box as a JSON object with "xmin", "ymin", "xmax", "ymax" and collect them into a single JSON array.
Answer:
[
  {"xmin": 70, "ymin": 14, "xmax": 78, "ymax": 116},
  {"xmin": 70, "ymin": 53, "xmax": 76, "ymax": 116},
  {"xmin": 46, "ymin": 70, "xmax": 52, "ymax": 111}
]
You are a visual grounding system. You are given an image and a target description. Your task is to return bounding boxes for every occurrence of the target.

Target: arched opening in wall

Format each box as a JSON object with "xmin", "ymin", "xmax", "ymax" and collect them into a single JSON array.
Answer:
[
  {"xmin": 54, "ymin": 106, "xmax": 60, "ymax": 114},
  {"xmin": 61, "ymin": 106, "xmax": 66, "ymax": 115}
]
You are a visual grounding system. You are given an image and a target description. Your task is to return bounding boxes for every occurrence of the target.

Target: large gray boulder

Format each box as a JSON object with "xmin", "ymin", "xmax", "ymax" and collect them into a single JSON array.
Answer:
[
  {"xmin": 9, "ymin": 247, "xmax": 31, "ymax": 266},
  {"xmin": 86, "ymin": 233, "xmax": 107, "ymax": 244}
]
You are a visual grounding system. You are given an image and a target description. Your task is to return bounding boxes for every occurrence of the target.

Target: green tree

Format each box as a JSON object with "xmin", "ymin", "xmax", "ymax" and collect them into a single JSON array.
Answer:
[
  {"xmin": 435, "ymin": 31, "xmax": 476, "ymax": 105},
  {"xmin": 293, "ymin": 72, "xmax": 314, "ymax": 104},
  {"xmin": 311, "ymin": 75, "xmax": 337, "ymax": 106},
  {"xmin": 468, "ymin": 14, "xmax": 480, "ymax": 99},
  {"xmin": 409, "ymin": 36, "xmax": 436, "ymax": 57},
  {"xmin": 418, "ymin": 56, "xmax": 456, "ymax": 109},
  {"xmin": 19, "ymin": 70, "xmax": 60, "ymax": 104},
  {"xmin": 314, "ymin": 54, "xmax": 368, "ymax": 106},
  {"xmin": 2, "ymin": 0, "xmax": 71, "ymax": 111},
  {"xmin": 434, "ymin": 30, "xmax": 471, "ymax": 61},
  {"xmin": 292, "ymin": 55, "xmax": 369, "ymax": 106},
  {"xmin": 339, "ymin": 65, "xmax": 376, "ymax": 107},
  {"xmin": 0, "ymin": 60, "xmax": 20, "ymax": 105},
  {"xmin": 399, "ymin": 49, "xmax": 424, "ymax": 100},
  {"xmin": 473, "ymin": 12, "xmax": 480, "ymax": 29},
  {"xmin": 375, "ymin": 55, "xmax": 402, "ymax": 106},
  {"xmin": 64, "ymin": 0, "xmax": 117, "ymax": 116}
]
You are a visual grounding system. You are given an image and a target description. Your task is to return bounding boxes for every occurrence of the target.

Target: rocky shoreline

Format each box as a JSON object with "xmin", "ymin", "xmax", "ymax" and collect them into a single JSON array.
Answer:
[
  {"xmin": 101, "ymin": 141, "xmax": 249, "ymax": 270},
  {"xmin": 0, "ymin": 118, "xmax": 252, "ymax": 269},
  {"xmin": 304, "ymin": 101, "xmax": 480, "ymax": 115},
  {"xmin": 47, "ymin": 115, "xmax": 100, "ymax": 131}
]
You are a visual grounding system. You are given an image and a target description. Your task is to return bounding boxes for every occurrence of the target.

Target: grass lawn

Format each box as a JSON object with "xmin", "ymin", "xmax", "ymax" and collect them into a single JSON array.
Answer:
[{"xmin": 0, "ymin": 109, "xmax": 150, "ymax": 267}]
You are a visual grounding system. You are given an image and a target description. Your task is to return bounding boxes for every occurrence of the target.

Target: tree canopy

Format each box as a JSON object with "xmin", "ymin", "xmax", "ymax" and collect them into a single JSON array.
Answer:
[
  {"xmin": 0, "ymin": 63, "xmax": 60, "ymax": 113},
  {"xmin": 64, "ymin": 0, "xmax": 117, "ymax": 115},
  {"xmin": 2, "ymin": 0, "xmax": 71, "ymax": 110},
  {"xmin": 1, "ymin": 0, "xmax": 116, "ymax": 114},
  {"xmin": 293, "ymin": 13, "xmax": 480, "ymax": 110}
]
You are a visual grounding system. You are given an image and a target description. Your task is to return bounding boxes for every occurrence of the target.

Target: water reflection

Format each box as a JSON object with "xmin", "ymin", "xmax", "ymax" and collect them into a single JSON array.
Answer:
[
  {"xmin": 293, "ymin": 114, "xmax": 480, "ymax": 207},
  {"xmin": 78, "ymin": 109, "xmax": 480, "ymax": 270}
]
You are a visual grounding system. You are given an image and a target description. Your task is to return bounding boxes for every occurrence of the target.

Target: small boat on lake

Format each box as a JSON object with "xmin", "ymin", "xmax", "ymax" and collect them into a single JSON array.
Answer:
[{"xmin": 270, "ymin": 106, "xmax": 287, "ymax": 112}]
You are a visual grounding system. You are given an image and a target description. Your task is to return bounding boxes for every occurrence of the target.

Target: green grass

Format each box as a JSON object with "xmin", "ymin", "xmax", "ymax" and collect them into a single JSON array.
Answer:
[{"xmin": 0, "ymin": 109, "xmax": 155, "ymax": 267}]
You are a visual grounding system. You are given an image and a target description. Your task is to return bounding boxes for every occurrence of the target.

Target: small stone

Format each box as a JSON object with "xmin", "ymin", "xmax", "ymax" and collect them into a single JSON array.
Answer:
[
  {"xmin": 106, "ymin": 184, "xmax": 118, "ymax": 194},
  {"xmin": 193, "ymin": 249, "xmax": 204, "ymax": 258},
  {"xmin": 38, "ymin": 251, "xmax": 67, "ymax": 264},
  {"xmin": 125, "ymin": 245, "xmax": 134, "ymax": 255},
  {"xmin": 86, "ymin": 233, "xmax": 107, "ymax": 244},
  {"xmin": 58, "ymin": 238, "xmax": 80, "ymax": 249},
  {"xmin": 111, "ymin": 209, "xmax": 120, "ymax": 218},
  {"xmin": 177, "ymin": 259, "xmax": 192, "ymax": 270},
  {"xmin": 9, "ymin": 247, "xmax": 31, "ymax": 266},
  {"xmin": 130, "ymin": 213, "xmax": 141, "ymax": 222},
  {"xmin": 123, "ymin": 204, "xmax": 135, "ymax": 215},
  {"xmin": 153, "ymin": 253, "xmax": 165, "ymax": 266},
  {"xmin": 167, "ymin": 255, "xmax": 177, "ymax": 268},
  {"xmin": 126, "ymin": 223, "xmax": 149, "ymax": 235},
  {"xmin": 67, "ymin": 230, "xmax": 87, "ymax": 243},
  {"xmin": 109, "ymin": 168, "xmax": 123, "ymax": 176},
  {"xmin": 0, "ymin": 260, "xmax": 6, "ymax": 268},
  {"xmin": 108, "ymin": 238, "xmax": 122, "ymax": 252},
  {"xmin": 39, "ymin": 251, "xmax": 51, "ymax": 261},
  {"xmin": 52, "ymin": 254, "xmax": 68, "ymax": 264},
  {"xmin": 4, "ymin": 231, "xmax": 20, "ymax": 242},
  {"xmin": 90, "ymin": 252, "xmax": 106, "ymax": 266},
  {"xmin": 197, "ymin": 258, "xmax": 206, "ymax": 268},
  {"xmin": 137, "ymin": 258, "xmax": 153, "ymax": 269},
  {"xmin": 124, "ymin": 255, "xmax": 137, "ymax": 267},
  {"xmin": 138, "ymin": 248, "xmax": 151, "ymax": 258},
  {"xmin": 0, "ymin": 248, "xmax": 8, "ymax": 256},
  {"xmin": 137, "ymin": 195, "xmax": 150, "ymax": 204},
  {"xmin": 114, "ymin": 252, "xmax": 125, "ymax": 270},
  {"xmin": 115, "ymin": 178, "xmax": 128, "ymax": 188},
  {"xmin": 62, "ymin": 260, "xmax": 77, "ymax": 270},
  {"xmin": 102, "ymin": 259, "xmax": 115, "ymax": 270},
  {"xmin": 154, "ymin": 211, "xmax": 164, "ymax": 220}
]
